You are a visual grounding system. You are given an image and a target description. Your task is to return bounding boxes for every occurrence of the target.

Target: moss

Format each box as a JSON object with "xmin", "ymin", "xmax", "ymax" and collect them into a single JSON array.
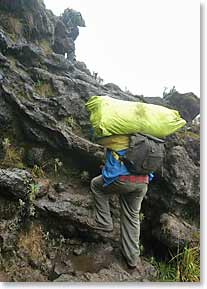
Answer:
[
  {"xmin": 0, "ymin": 197, "xmax": 19, "ymax": 220},
  {"xmin": 0, "ymin": 12, "xmax": 22, "ymax": 37},
  {"xmin": 63, "ymin": 116, "xmax": 82, "ymax": 136},
  {"xmin": 175, "ymin": 130, "xmax": 200, "ymax": 141},
  {"xmin": 34, "ymin": 80, "xmax": 54, "ymax": 98},
  {"xmin": 8, "ymin": 56, "xmax": 17, "ymax": 69},
  {"xmin": 1, "ymin": 142, "xmax": 22, "ymax": 168},
  {"xmin": 64, "ymin": 116, "xmax": 74, "ymax": 128},
  {"xmin": 13, "ymin": 83, "xmax": 31, "ymax": 101},
  {"xmin": 6, "ymin": 57, "xmax": 33, "ymax": 101},
  {"xmin": 38, "ymin": 40, "xmax": 52, "ymax": 55},
  {"xmin": 184, "ymin": 131, "xmax": 200, "ymax": 140},
  {"xmin": 9, "ymin": 16, "xmax": 23, "ymax": 35},
  {"xmin": 0, "ymin": 131, "xmax": 26, "ymax": 169},
  {"xmin": 15, "ymin": 162, "xmax": 25, "ymax": 169},
  {"xmin": 17, "ymin": 223, "xmax": 46, "ymax": 261},
  {"xmin": 8, "ymin": 32, "xmax": 17, "ymax": 42}
]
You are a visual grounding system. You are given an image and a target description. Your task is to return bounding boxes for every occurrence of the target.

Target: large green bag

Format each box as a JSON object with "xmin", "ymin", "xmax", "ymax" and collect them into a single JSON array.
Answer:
[{"xmin": 85, "ymin": 95, "xmax": 186, "ymax": 138}]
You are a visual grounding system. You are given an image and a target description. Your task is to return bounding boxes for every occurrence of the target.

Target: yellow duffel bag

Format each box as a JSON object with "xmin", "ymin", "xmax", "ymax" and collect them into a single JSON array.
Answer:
[
  {"xmin": 97, "ymin": 134, "xmax": 129, "ymax": 151},
  {"xmin": 85, "ymin": 95, "xmax": 186, "ymax": 138}
]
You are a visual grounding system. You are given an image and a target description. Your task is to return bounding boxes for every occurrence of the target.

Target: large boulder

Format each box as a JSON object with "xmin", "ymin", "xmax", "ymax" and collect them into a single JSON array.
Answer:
[
  {"xmin": 152, "ymin": 213, "xmax": 199, "ymax": 249},
  {"xmin": 141, "ymin": 131, "xmax": 200, "ymax": 251}
]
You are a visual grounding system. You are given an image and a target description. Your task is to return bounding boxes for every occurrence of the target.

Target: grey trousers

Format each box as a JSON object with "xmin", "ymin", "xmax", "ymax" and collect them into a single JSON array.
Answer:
[{"xmin": 90, "ymin": 175, "xmax": 148, "ymax": 267}]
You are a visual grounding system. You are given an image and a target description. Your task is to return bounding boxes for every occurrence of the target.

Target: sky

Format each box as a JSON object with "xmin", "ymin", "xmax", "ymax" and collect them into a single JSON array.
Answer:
[{"xmin": 43, "ymin": 0, "xmax": 200, "ymax": 98}]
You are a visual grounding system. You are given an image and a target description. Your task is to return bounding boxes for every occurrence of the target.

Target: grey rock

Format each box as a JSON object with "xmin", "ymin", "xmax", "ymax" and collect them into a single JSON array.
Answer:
[
  {"xmin": 48, "ymin": 192, "xmax": 57, "ymax": 202},
  {"xmin": 73, "ymin": 247, "xmax": 84, "ymax": 256},
  {"xmin": 142, "ymin": 142, "xmax": 200, "ymax": 250},
  {"xmin": 164, "ymin": 145, "xmax": 199, "ymax": 204},
  {"xmin": 0, "ymin": 97, "xmax": 13, "ymax": 129},
  {"xmin": 164, "ymin": 91, "xmax": 200, "ymax": 123},
  {"xmin": 0, "ymin": 51, "xmax": 7, "ymax": 63},
  {"xmin": 7, "ymin": 43, "xmax": 45, "ymax": 67},
  {"xmin": 104, "ymin": 83, "xmax": 122, "ymax": 91},
  {"xmin": 0, "ymin": 0, "xmax": 54, "ymax": 42},
  {"xmin": 24, "ymin": 147, "xmax": 45, "ymax": 167},
  {"xmin": 153, "ymin": 213, "xmax": 199, "ymax": 249},
  {"xmin": 53, "ymin": 183, "xmax": 65, "ymax": 193},
  {"xmin": 0, "ymin": 168, "xmax": 33, "ymax": 200},
  {"xmin": 146, "ymin": 91, "xmax": 200, "ymax": 123},
  {"xmin": 35, "ymin": 178, "xmax": 50, "ymax": 198},
  {"xmin": 0, "ymin": 29, "xmax": 13, "ymax": 54},
  {"xmin": 53, "ymin": 273, "xmax": 76, "ymax": 282},
  {"xmin": 53, "ymin": 261, "xmax": 71, "ymax": 275}
]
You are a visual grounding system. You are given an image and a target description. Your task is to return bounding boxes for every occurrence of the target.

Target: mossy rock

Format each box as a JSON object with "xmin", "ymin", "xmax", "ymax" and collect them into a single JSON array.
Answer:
[{"xmin": 34, "ymin": 80, "xmax": 54, "ymax": 98}]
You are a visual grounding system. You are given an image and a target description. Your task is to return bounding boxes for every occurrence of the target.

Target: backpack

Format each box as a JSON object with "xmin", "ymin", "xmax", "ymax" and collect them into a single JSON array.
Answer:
[{"xmin": 119, "ymin": 133, "xmax": 165, "ymax": 175}]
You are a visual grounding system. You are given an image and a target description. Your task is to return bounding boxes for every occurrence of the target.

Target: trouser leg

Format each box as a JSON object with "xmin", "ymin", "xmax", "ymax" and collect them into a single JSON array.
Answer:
[
  {"xmin": 90, "ymin": 175, "xmax": 113, "ymax": 227},
  {"xmin": 119, "ymin": 183, "xmax": 148, "ymax": 267}
]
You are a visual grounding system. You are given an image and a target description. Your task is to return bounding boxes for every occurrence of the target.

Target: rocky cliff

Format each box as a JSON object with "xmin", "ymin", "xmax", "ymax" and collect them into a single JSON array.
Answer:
[{"xmin": 0, "ymin": 0, "xmax": 200, "ymax": 282}]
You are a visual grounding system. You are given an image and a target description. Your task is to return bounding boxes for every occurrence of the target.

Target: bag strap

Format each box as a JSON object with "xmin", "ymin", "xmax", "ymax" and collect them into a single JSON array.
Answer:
[
  {"xmin": 112, "ymin": 151, "xmax": 120, "ymax": 161},
  {"xmin": 135, "ymin": 132, "xmax": 165, "ymax": 143},
  {"xmin": 111, "ymin": 151, "xmax": 124, "ymax": 164}
]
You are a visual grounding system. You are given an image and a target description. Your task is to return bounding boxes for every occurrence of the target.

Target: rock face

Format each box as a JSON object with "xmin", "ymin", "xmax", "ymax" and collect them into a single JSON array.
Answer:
[
  {"xmin": 145, "ymin": 91, "xmax": 200, "ymax": 123},
  {"xmin": 0, "ymin": 168, "xmax": 33, "ymax": 200},
  {"xmin": 53, "ymin": 8, "xmax": 86, "ymax": 61},
  {"xmin": 0, "ymin": 0, "xmax": 200, "ymax": 282},
  {"xmin": 163, "ymin": 92, "xmax": 200, "ymax": 123},
  {"xmin": 0, "ymin": 0, "xmax": 54, "ymax": 42}
]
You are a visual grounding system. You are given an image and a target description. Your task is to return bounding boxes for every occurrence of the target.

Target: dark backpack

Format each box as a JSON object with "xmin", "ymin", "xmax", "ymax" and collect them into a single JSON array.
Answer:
[{"xmin": 120, "ymin": 133, "xmax": 165, "ymax": 175}]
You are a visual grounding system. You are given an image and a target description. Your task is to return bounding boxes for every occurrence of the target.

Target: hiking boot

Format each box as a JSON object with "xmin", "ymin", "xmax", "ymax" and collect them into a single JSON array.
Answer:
[
  {"xmin": 127, "ymin": 258, "xmax": 145, "ymax": 275},
  {"xmin": 126, "ymin": 257, "xmax": 141, "ymax": 269},
  {"xmin": 86, "ymin": 219, "xmax": 113, "ymax": 232},
  {"xmin": 121, "ymin": 253, "xmax": 144, "ymax": 272}
]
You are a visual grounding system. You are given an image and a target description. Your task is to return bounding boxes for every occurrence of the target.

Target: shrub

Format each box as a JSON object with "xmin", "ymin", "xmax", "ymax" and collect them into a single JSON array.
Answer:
[
  {"xmin": 151, "ymin": 245, "xmax": 200, "ymax": 282},
  {"xmin": 2, "ymin": 138, "xmax": 22, "ymax": 166}
]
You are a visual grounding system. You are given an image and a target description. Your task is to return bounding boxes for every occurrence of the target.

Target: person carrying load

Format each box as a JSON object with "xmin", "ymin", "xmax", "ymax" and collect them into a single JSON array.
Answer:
[{"xmin": 85, "ymin": 95, "xmax": 186, "ymax": 270}]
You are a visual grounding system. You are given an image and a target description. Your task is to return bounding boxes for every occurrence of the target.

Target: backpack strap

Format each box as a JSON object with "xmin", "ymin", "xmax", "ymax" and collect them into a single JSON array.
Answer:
[
  {"xmin": 112, "ymin": 151, "xmax": 120, "ymax": 161},
  {"xmin": 111, "ymin": 151, "xmax": 124, "ymax": 164},
  {"xmin": 138, "ymin": 132, "xmax": 165, "ymax": 143}
]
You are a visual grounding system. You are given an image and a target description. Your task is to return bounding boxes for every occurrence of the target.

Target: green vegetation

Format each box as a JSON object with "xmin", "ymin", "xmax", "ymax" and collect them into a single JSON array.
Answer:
[
  {"xmin": 28, "ymin": 183, "xmax": 40, "ymax": 217},
  {"xmin": 139, "ymin": 212, "xmax": 145, "ymax": 222},
  {"xmin": 64, "ymin": 116, "xmax": 82, "ymax": 136},
  {"xmin": 8, "ymin": 56, "xmax": 17, "ymax": 68},
  {"xmin": 64, "ymin": 116, "xmax": 75, "ymax": 129},
  {"xmin": 9, "ymin": 16, "xmax": 23, "ymax": 35},
  {"xmin": 54, "ymin": 158, "xmax": 63, "ymax": 175},
  {"xmin": 31, "ymin": 164, "xmax": 45, "ymax": 178},
  {"xmin": 34, "ymin": 80, "xmax": 54, "ymax": 97},
  {"xmin": 163, "ymin": 86, "xmax": 177, "ymax": 98},
  {"xmin": 30, "ymin": 157, "xmax": 64, "ymax": 180},
  {"xmin": 0, "ymin": 13, "xmax": 22, "ymax": 41},
  {"xmin": 176, "ymin": 129, "xmax": 199, "ymax": 140},
  {"xmin": 17, "ymin": 223, "xmax": 46, "ymax": 263},
  {"xmin": 150, "ymin": 245, "xmax": 200, "ymax": 282},
  {"xmin": 38, "ymin": 40, "xmax": 52, "ymax": 54},
  {"xmin": 2, "ymin": 137, "xmax": 24, "ymax": 167},
  {"xmin": 80, "ymin": 170, "xmax": 89, "ymax": 183},
  {"xmin": 28, "ymin": 183, "xmax": 39, "ymax": 203}
]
